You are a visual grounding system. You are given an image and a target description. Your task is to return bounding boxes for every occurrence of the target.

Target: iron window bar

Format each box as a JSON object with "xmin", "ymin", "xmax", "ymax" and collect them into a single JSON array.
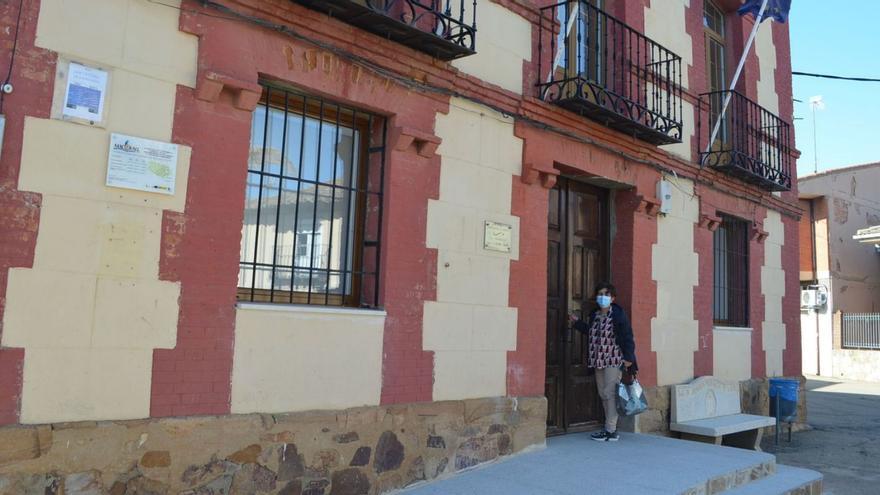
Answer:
[
  {"xmin": 698, "ymin": 90, "xmax": 792, "ymax": 192},
  {"xmin": 713, "ymin": 214, "xmax": 750, "ymax": 328},
  {"xmin": 290, "ymin": 0, "xmax": 477, "ymax": 60},
  {"xmin": 537, "ymin": 0, "xmax": 684, "ymax": 145},
  {"xmin": 238, "ymin": 86, "xmax": 386, "ymax": 308}
]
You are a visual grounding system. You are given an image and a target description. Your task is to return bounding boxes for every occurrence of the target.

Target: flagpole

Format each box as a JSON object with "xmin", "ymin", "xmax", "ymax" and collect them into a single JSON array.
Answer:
[
  {"xmin": 542, "ymin": 2, "xmax": 581, "ymax": 98},
  {"xmin": 704, "ymin": 0, "xmax": 769, "ymax": 157}
]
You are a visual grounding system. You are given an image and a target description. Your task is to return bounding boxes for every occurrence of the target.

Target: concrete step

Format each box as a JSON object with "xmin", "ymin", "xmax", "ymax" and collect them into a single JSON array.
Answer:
[
  {"xmin": 722, "ymin": 465, "xmax": 823, "ymax": 495},
  {"xmin": 399, "ymin": 432, "xmax": 779, "ymax": 494}
]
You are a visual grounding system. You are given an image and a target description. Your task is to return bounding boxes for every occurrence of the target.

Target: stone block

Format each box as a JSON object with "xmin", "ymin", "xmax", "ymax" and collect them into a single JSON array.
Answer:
[
  {"xmin": 140, "ymin": 451, "xmax": 171, "ymax": 468},
  {"xmin": 0, "ymin": 426, "xmax": 51, "ymax": 465},
  {"xmin": 92, "ymin": 276, "xmax": 180, "ymax": 350},
  {"xmin": 107, "ymin": 69, "xmax": 178, "ymax": 142},
  {"xmin": 432, "ymin": 352, "xmax": 507, "ymax": 401},
  {"xmin": 19, "ymin": 348, "xmax": 154, "ymax": 424},
  {"xmin": 329, "ymin": 468, "xmax": 369, "ymax": 495},
  {"xmin": 123, "ymin": 0, "xmax": 198, "ymax": 86},
  {"xmin": 1, "ymin": 268, "xmax": 96, "ymax": 349},
  {"xmin": 35, "ymin": 0, "xmax": 127, "ymax": 67},
  {"xmin": 422, "ymin": 302, "xmax": 473, "ymax": 352},
  {"xmin": 471, "ymin": 306, "xmax": 517, "ymax": 352},
  {"xmin": 231, "ymin": 306, "xmax": 384, "ymax": 414},
  {"xmin": 373, "ymin": 431, "xmax": 404, "ymax": 474},
  {"xmin": 436, "ymin": 251, "xmax": 509, "ymax": 307},
  {"xmin": 33, "ymin": 195, "xmax": 163, "ymax": 279},
  {"xmin": 439, "ymin": 158, "xmax": 513, "ymax": 215},
  {"xmin": 426, "ymin": 200, "xmax": 477, "ymax": 253}
]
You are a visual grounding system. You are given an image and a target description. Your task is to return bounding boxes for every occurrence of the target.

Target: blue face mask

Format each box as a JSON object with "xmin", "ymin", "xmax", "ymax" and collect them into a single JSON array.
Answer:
[{"xmin": 597, "ymin": 295, "xmax": 612, "ymax": 308}]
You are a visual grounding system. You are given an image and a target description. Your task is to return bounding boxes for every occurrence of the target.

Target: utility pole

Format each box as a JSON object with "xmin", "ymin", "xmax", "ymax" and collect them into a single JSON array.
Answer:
[{"xmin": 809, "ymin": 95, "xmax": 824, "ymax": 174}]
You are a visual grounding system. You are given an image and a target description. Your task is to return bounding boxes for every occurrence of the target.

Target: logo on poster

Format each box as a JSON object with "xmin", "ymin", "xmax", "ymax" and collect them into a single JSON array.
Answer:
[{"xmin": 113, "ymin": 140, "xmax": 140, "ymax": 153}]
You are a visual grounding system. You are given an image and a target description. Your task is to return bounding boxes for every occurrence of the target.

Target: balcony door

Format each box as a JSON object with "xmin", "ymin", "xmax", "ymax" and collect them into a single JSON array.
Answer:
[
  {"xmin": 546, "ymin": 178, "xmax": 609, "ymax": 434},
  {"xmin": 704, "ymin": 0, "xmax": 729, "ymax": 150}
]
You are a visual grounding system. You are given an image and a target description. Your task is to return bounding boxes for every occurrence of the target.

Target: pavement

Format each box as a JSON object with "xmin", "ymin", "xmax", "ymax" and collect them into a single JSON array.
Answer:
[
  {"xmin": 398, "ymin": 431, "xmax": 782, "ymax": 494},
  {"xmin": 761, "ymin": 375, "xmax": 880, "ymax": 495}
]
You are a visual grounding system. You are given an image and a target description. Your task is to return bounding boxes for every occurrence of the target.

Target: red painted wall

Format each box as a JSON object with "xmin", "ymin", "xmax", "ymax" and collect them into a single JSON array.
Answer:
[
  {"xmin": 0, "ymin": 0, "xmax": 803, "ymax": 425},
  {"xmin": 0, "ymin": 0, "xmax": 54, "ymax": 425}
]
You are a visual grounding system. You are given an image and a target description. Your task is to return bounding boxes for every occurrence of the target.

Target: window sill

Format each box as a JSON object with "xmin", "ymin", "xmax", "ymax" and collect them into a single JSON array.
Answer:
[
  {"xmin": 713, "ymin": 326, "xmax": 753, "ymax": 333},
  {"xmin": 236, "ymin": 302, "xmax": 387, "ymax": 318}
]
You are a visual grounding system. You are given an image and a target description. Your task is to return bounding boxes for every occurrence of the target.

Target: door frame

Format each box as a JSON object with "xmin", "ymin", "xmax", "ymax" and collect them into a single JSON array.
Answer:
[{"xmin": 546, "ymin": 177, "xmax": 612, "ymax": 435}]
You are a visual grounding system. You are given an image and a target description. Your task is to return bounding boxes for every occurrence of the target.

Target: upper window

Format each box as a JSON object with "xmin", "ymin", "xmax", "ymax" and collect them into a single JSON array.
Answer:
[
  {"xmin": 238, "ymin": 86, "xmax": 386, "ymax": 308},
  {"xmin": 704, "ymin": 1, "xmax": 728, "ymax": 147},
  {"xmin": 713, "ymin": 214, "xmax": 750, "ymax": 327}
]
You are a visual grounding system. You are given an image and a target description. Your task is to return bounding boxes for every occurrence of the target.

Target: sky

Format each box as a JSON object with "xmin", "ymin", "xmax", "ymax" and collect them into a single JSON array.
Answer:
[{"xmin": 788, "ymin": 1, "xmax": 880, "ymax": 177}]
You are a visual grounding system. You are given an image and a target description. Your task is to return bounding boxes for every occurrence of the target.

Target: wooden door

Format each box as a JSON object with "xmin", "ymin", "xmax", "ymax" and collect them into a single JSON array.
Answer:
[{"xmin": 546, "ymin": 178, "xmax": 609, "ymax": 434}]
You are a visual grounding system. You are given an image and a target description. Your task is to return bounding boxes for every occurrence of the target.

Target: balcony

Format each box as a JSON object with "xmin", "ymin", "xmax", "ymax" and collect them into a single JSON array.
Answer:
[
  {"xmin": 699, "ymin": 91, "xmax": 792, "ymax": 192},
  {"xmin": 537, "ymin": 1, "xmax": 683, "ymax": 145},
  {"xmin": 291, "ymin": 0, "xmax": 476, "ymax": 60}
]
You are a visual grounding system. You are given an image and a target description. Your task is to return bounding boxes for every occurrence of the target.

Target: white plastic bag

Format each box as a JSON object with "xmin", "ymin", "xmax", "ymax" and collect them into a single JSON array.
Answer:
[{"xmin": 616, "ymin": 379, "xmax": 648, "ymax": 416}]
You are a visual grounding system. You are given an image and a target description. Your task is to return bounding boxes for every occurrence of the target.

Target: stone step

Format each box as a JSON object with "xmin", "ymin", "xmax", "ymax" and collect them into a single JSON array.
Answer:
[
  {"xmin": 400, "ymin": 432, "xmax": 780, "ymax": 494},
  {"xmin": 722, "ymin": 465, "xmax": 823, "ymax": 495}
]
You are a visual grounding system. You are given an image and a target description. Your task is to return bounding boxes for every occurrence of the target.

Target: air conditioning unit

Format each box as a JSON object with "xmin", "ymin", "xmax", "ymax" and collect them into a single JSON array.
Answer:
[{"xmin": 801, "ymin": 288, "xmax": 828, "ymax": 309}]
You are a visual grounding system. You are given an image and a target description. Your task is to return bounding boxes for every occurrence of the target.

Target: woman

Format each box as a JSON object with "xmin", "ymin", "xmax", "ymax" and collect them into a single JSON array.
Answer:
[{"xmin": 570, "ymin": 282, "xmax": 637, "ymax": 442}]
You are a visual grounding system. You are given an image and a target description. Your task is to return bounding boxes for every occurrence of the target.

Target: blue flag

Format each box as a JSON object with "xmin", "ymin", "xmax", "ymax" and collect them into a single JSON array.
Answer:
[{"xmin": 737, "ymin": 0, "xmax": 791, "ymax": 23}]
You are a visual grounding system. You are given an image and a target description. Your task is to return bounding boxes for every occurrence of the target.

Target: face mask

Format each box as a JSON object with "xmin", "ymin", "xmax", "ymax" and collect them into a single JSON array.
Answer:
[{"xmin": 597, "ymin": 295, "xmax": 612, "ymax": 308}]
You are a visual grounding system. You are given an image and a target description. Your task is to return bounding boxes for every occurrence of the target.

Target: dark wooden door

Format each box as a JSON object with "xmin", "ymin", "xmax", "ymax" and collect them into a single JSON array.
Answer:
[{"xmin": 546, "ymin": 178, "xmax": 609, "ymax": 434}]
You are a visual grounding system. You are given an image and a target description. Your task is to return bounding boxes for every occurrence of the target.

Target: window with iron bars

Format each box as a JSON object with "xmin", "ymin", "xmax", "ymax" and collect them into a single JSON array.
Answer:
[
  {"xmin": 713, "ymin": 214, "xmax": 750, "ymax": 327},
  {"xmin": 238, "ymin": 85, "xmax": 386, "ymax": 308}
]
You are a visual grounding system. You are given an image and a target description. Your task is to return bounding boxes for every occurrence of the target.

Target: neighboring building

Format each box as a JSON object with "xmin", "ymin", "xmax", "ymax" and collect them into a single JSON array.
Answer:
[
  {"xmin": 0, "ymin": 0, "xmax": 800, "ymax": 492},
  {"xmin": 799, "ymin": 163, "xmax": 880, "ymax": 379}
]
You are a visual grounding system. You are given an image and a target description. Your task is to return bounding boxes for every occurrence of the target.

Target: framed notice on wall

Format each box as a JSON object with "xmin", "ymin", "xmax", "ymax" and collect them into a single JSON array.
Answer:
[
  {"xmin": 483, "ymin": 221, "xmax": 513, "ymax": 253},
  {"xmin": 62, "ymin": 62, "xmax": 108, "ymax": 122},
  {"xmin": 106, "ymin": 133, "xmax": 178, "ymax": 195}
]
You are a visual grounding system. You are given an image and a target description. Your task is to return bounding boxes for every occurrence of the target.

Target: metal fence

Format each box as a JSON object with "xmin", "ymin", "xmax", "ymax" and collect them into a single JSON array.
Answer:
[{"xmin": 843, "ymin": 313, "xmax": 880, "ymax": 350}]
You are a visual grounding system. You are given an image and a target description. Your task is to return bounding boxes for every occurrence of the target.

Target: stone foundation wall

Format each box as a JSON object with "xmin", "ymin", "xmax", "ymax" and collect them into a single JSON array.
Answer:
[
  {"xmin": 0, "ymin": 396, "xmax": 546, "ymax": 495},
  {"xmin": 832, "ymin": 350, "xmax": 880, "ymax": 382}
]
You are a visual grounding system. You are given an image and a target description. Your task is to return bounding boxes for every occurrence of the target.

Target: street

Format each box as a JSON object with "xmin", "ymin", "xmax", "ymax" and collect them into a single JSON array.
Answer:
[{"xmin": 762, "ymin": 376, "xmax": 880, "ymax": 494}]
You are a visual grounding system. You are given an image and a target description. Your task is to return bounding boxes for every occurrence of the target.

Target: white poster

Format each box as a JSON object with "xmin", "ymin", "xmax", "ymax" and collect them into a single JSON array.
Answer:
[
  {"xmin": 63, "ymin": 62, "xmax": 108, "ymax": 122},
  {"xmin": 107, "ymin": 133, "xmax": 178, "ymax": 195}
]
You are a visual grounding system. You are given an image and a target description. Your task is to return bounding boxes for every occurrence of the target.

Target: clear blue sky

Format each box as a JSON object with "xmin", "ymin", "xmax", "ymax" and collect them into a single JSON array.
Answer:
[{"xmin": 789, "ymin": 1, "xmax": 880, "ymax": 177}]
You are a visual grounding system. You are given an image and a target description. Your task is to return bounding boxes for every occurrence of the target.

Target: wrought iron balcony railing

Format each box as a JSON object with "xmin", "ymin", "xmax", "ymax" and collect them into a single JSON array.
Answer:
[
  {"xmin": 291, "ymin": 0, "xmax": 476, "ymax": 60},
  {"xmin": 537, "ymin": 1, "xmax": 683, "ymax": 145},
  {"xmin": 699, "ymin": 90, "xmax": 792, "ymax": 192}
]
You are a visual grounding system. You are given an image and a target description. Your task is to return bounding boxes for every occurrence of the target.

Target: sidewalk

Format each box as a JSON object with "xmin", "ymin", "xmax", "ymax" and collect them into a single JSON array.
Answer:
[
  {"xmin": 762, "ymin": 376, "xmax": 880, "ymax": 494},
  {"xmin": 398, "ymin": 432, "xmax": 820, "ymax": 494}
]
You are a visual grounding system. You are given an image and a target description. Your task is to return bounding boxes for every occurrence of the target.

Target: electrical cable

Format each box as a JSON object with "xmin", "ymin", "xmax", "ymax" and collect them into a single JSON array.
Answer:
[
  {"xmin": 0, "ymin": 0, "xmax": 26, "ymax": 114},
  {"xmin": 792, "ymin": 71, "xmax": 880, "ymax": 83}
]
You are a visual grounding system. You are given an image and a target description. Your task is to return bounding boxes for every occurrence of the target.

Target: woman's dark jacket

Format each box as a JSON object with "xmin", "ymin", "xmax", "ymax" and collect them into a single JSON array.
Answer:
[{"xmin": 572, "ymin": 303, "xmax": 638, "ymax": 371}]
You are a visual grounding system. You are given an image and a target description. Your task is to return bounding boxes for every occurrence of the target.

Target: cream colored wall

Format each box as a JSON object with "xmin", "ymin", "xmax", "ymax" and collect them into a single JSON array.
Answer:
[
  {"xmin": 644, "ymin": 0, "xmax": 693, "ymax": 89},
  {"xmin": 713, "ymin": 327, "xmax": 752, "ymax": 381},
  {"xmin": 0, "ymin": 0, "xmax": 197, "ymax": 424},
  {"xmin": 426, "ymin": 97, "xmax": 521, "ymax": 400},
  {"xmin": 761, "ymin": 210, "xmax": 786, "ymax": 376},
  {"xmin": 230, "ymin": 305, "xmax": 385, "ymax": 413},
  {"xmin": 801, "ymin": 168, "xmax": 880, "ymax": 313},
  {"xmin": 452, "ymin": 1, "xmax": 531, "ymax": 94},
  {"xmin": 644, "ymin": 0, "xmax": 694, "ymax": 161},
  {"xmin": 651, "ymin": 177, "xmax": 700, "ymax": 386},
  {"xmin": 755, "ymin": 22, "xmax": 779, "ymax": 116}
]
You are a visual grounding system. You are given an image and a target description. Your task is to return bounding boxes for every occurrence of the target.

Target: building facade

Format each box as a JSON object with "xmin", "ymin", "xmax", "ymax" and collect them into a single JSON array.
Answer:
[
  {"xmin": 0, "ymin": 0, "xmax": 801, "ymax": 493},
  {"xmin": 799, "ymin": 163, "xmax": 880, "ymax": 380}
]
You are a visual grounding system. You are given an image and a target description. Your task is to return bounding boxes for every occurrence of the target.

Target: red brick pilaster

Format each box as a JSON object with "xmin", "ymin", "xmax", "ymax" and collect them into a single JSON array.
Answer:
[{"xmin": 0, "ymin": 0, "xmax": 55, "ymax": 425}]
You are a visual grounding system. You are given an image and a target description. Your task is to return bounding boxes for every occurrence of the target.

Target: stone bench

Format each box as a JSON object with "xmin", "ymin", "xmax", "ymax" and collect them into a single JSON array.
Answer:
[{"xmin": 670, "ymin": 376, "xmax": 775, "ymax": 451}]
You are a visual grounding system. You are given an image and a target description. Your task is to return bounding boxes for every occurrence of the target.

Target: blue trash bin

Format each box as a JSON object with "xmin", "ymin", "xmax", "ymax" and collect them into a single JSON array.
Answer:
[{"xmin": 769, "ymin": 378, "xmax": 799, "ymax": 422}]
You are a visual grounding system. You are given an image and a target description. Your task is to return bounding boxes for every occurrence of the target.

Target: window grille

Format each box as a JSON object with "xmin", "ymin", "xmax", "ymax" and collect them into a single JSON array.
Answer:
[
  {"xmin": 238, "ymin": 86, "xmax": 386, "ymax": 308},
  {"xmin": 713, "ymin": 214, "xmax": 749, "ymax": 327}
]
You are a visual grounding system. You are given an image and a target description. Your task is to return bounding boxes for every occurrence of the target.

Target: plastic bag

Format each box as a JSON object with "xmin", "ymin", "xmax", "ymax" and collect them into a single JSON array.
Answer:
[{"xmin": 616, "ymin": 379, "xmax": 648, "ymax": 416}]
